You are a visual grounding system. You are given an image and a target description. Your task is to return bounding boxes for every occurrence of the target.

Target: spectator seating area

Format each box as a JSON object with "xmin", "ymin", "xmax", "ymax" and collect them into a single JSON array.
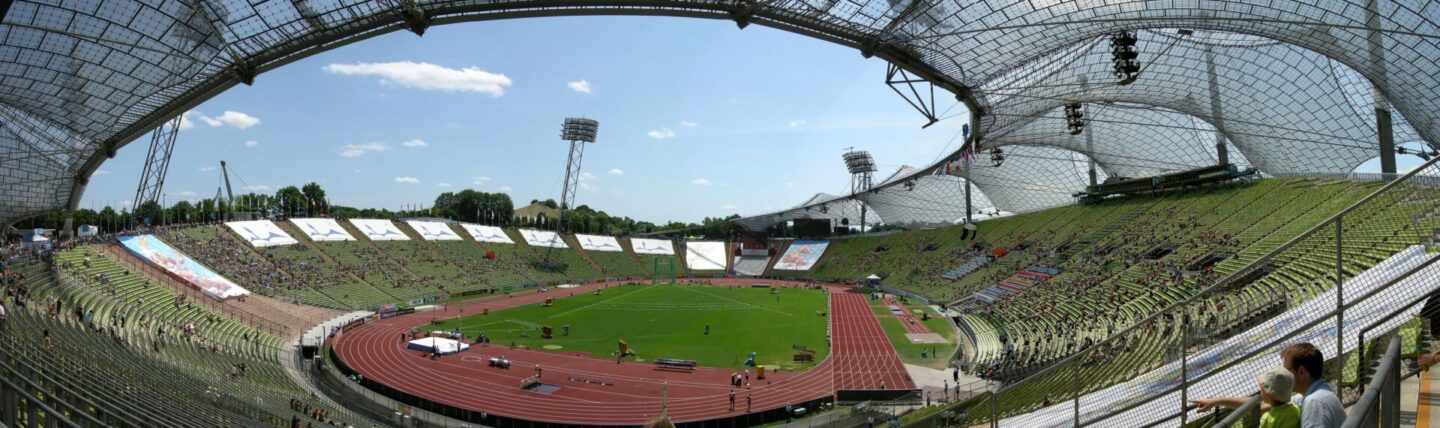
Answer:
[
  {"xmin": 732, "ymin": 254, "xmax": 771, "ymax": 276},
  {"xmin": 0, "ymin": 251, "xmax": 376, "ymax": 427},
  {"xmin": 813, "ymin": 178, "xmax": 1418, "ymax": 381},
  {"xmin": 511, "ymin": 229, "xmax": 605, "ymax": 283},
  {"xmin": 941, "ymin": 255, "xmax": 994, "ymax": 280},
  {"xmin": 167, "ymin": 221, "xmax": 678, "ymax": 311},
  {"xmin": 564, "ymin": 235, "xmax": 647, "ymax": 279}
]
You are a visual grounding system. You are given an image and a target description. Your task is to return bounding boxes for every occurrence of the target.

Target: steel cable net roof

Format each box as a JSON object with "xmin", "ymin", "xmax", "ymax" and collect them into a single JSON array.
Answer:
[
  {"xmin": 0, "ymin": 0, "xmax": 1438, "ymax": 227},
  {"xmin": 732, "ymin": 165, "xmax": 997, "ymax": 230}
]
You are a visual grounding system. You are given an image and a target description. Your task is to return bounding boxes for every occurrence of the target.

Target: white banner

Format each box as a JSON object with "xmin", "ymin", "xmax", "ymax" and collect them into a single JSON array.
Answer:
[
  {"xmin": 631, "ymin": 238, "xmax": 675, "ymax": 255},
  {"xmin": 350, "ymin": 219, "xmax": 409, "ymax": 241},
  {"xmin": 460, "ymin": 224, "xmax": 514, "ymax": 244},
  {"xmin": 685, "ymin": 241, "xmax": 727, "ymax": 270},
  {"xmin": 773, "ymin": 240, "xmax": 829, "ymax": 271},
  {"xmin": 290, "ymin": 218, "xmax": 355, "ymax": 241},
  {"xmin": 406, "ymin": 220, "xmax": 461, "ymax": 241},
  {"xmin": 575, "ymin": 234, "xmax": 623, "ymax": 252},
  {"xmin": 119, "ymin": 235, "xmax": 250, "ymax": 299},
  {"xmin": 518, "ymin": 229, "xmax": 566, "ymax": 248},
  {"xmin": 224, "ymin": 220, "xmax": 298, "ymax": 247}
]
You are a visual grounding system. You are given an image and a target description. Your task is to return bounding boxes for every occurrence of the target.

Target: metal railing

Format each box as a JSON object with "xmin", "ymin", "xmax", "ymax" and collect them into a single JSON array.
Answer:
[
  {"xmin": 1211, "ymin": 395, "xmax": 1261, "ymax": 428},
  {"xmin": 1343, "ymin": 335, "xmax": 1402, "ymax": 428},
  {"xmin": 97, "ymin": 244, "xmax": 291, "ymax": 337},
  {"xmin": 902, "ymin": 155, "xmax": 1440, "ymax": 427}
]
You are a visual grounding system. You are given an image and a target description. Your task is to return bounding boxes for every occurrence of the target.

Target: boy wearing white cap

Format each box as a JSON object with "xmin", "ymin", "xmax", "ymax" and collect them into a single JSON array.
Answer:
[{"xmin": 1258, "ymin": 367, "xmax": 1301, "ymax": 428}]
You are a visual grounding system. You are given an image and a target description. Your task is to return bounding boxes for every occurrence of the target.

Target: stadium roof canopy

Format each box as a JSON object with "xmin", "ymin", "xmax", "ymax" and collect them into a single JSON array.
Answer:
[{"xmin": 1, "ymin": 1, "xmax": 1438, "ymax": 228}]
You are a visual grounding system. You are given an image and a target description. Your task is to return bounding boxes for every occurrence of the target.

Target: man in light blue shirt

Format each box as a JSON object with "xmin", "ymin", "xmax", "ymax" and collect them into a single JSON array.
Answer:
[
  {"xmin": 1283, "ymin": 343, "xmax": 1345, "ymax": 428},
  {"xmin": 1191, "ymin": 343, "xmax": 1345, "ymax": 428}
]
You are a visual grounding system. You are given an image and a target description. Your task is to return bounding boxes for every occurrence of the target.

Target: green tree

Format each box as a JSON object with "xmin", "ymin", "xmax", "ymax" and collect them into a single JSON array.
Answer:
[
  {"xmin": 301, "ymin": 182, "xmax": 327, "ymax": 215},
  {"xmin": 274, "ymin": 186, "xmax": 305, "ymax": 217}
]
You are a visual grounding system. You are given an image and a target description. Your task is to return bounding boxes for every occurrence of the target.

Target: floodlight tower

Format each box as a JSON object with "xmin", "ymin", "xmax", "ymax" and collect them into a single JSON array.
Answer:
[
  {"xmin": 557, "ymin": 118, "xmax": 599, "ymax": 233},
  {"xmin": 843, "ymin": 149, "xmax": 877, "ymax": 234}
]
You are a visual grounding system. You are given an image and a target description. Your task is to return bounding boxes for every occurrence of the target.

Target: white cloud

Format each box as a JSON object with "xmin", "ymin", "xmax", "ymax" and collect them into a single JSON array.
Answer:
[
  {"xmin": 93, "ymin": 169, "xmax": 112, "ymax": 175},
  {"xmin": 473, "ymin": 176, "xmax": 491, "ymax": 185},
  {"xmin": 395, "ymin": 176, "xmax": 420, "ymax": 184},
  {"xmin": 323, "ymin": 61, "xmax": 512, "ymax": 97},
  {"xmin": 720, "ymin": 204, "xmax": 739, "ymax": 211},
  {"xmin": 498, "ymin": 186, "xmax": 513, "ymax": 193},
  {"xmin": 339, "ymin": 142, "xmax": 390, "ymax": 157},
  {"xmin": 244, "ymin": 184, "xmax": 271, "ymax": 192},
  {"xmin": 647, "ymin": 128, "xmax": 676, "ymax": 140},
  {"xmin": 175, "ymin": 191, "xmax": 198, "ymax": 197},
  {"xmin": 198, "ymin": 166, "xmax": 215, "ymax": 172},
  {"xmin": 401, "ymin": 139, "xmax": 428, "ymax": 148},
  {"xmin": 580, "ymin": 172, "xmax": 597, "ymax": 181},
  {"xmin": 785, "ymin": 182, "xmax": 795, "ymax": 187},
  {"xmin": 352, "ymin": 169, "xmax": 362, "ymax": 174},
  {"xmin": 215, "ymin": 111, "xmax": 261, "ymax": 129},
  {"xmin": 244, "ymin": 140, "xmax": 258, "ymax": 148},
  {"xmin": 182, "ymin": 110, "xmax": 261, "ymax": 130},
  {"xmin": 567, "ymin": 80, "xmax": 592, "ymax": 93},
  {"xmin": 691, "ymin": 178, "xmax": 713, "ymax": 186},
  {"xmin": 680, "ymin": 121, "xmax": 699, "ymax": 128},
  {"xmin": 608, "ymin": 168, "xmax": 624, "ymax": 176},
  {"xmin": 789, "ymin": 119, "xmax": 808, "ymax": 128},
  {"xmin": 437, "ymin": 182, "xmax": 452, "ymax": 188}
]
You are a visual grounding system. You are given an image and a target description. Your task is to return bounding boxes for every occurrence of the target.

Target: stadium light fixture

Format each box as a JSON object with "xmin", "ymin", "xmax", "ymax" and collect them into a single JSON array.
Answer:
[
  {"xmin": 990, "ymin": 147, "xmax": 1006, "ymax": 167},
  {"xmin": 1111, "ymin": 30, "xmax": 1140, "ymax": 85},
  {"xmin": 1064, "ymin": 103, "xmax": 1085, "ymax": 135},
  {"xmin": 557, "ymin": 117, "xmax": 599, "ymax": 234}
]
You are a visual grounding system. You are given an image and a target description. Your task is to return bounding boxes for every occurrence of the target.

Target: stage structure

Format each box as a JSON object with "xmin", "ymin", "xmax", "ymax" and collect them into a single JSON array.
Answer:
[
  {"xmin": 843, "ymin": 149, "xmax": 877, "ymax": 234},
  {"xmin": 557, "ymin": 118, "xmax": 599, "ymax": 233}
]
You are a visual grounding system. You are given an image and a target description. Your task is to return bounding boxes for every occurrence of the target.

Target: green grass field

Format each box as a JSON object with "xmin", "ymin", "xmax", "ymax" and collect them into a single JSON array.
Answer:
[
  {"xmin": 432, "ymin": 284, "xmax": 831, "ymax": 370},
  {"xmin": 868, "ymin": 296, "xmax": 959, "ymax": 370}
]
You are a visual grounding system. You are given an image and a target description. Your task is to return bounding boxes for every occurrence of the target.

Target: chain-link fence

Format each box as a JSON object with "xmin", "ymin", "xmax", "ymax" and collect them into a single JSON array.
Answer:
[{"xmin": 904, "ymin": 156, "xmax": 1440, "ymax": 427}]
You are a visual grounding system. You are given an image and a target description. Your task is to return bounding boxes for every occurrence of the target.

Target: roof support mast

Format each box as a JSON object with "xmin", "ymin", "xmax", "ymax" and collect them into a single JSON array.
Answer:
[
  {"xmin": 1366, "ymin": 0, "xmax": 1397, "ymax": 175},
  {"xmin": 131, "ymin": 114, "xmax": 183, "ymax": 226}
]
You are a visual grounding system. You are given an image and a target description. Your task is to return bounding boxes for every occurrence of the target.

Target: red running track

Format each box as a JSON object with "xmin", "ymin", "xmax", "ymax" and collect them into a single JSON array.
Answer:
[
  {"xmin": 882, "ymin": 295, "xmax": 933, "ymax": 335},
  {"xmin": 832, "ymin": 289, "xmax": 917, "ymax": 390},
  {"xmin": 332, "ymin": 280, "xmax": 912, "ymax": 425}
]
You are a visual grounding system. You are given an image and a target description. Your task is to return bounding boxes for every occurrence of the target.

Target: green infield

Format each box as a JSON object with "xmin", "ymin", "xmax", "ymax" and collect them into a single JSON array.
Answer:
[
  {"xmin": 432, "ymin": 284, "xmax": 831, "ymax": 370},
  {"xmin": 867, "ymin": 294, "xmax": 958, "ymax": 370}
]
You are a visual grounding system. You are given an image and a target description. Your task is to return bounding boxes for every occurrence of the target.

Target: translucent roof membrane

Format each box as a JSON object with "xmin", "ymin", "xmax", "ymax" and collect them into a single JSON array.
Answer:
[
  {"xmin": 1, "ymin": 1, "xmax": 1437, "ymax": 227},
  {"xmin": 734, "ymin": 166, "xmax": 997, "ymax": 231}
]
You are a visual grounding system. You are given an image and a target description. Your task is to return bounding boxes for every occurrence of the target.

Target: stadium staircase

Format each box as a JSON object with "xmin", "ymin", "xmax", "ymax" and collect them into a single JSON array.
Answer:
[
  {"xmin": 99, "ymin": 242, "xmax": 332, "ymax": 339},
  {"xmin": 733, "ymin": 254, "xmax": 770, "ymax": 276},
  {"xmin": 201, "ymin": 224, "xmax": 354, "ymax": 309},
  {"xmin": 432, "ymin": 224, "xmax": 542, "ymax": 289},
  {"xmin": 506, "ymin": 228, "xmax": 606, "ymax": 283},
  {"xmin": 761, "ymin": 240, "xmax": 791, "ymax": 277},
  {"xmin": 333, "ymin": 220, "xmax": 431, "ymax": 289},
  {"xmin": 269, "ymin": 220, "xmax": 401, "ymax": 309},
  {"xmin": 1055, "ymin": 205, "xmax": 1150, "ymax": 260},
  {"xmin": 940, "ymin": 255, "xmax": 993, "ymax": 280},
  {"xmin": 628, "ymin": 239, "xmax": 687, "ymax": 279},
  {"xmin": 566, "ymin": 234, "xmax": 647, "ymax": 279}
]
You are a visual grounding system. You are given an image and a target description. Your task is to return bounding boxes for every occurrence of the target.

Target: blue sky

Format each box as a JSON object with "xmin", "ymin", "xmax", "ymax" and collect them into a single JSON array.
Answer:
[
  {"xmin": 79, "ymin": 16, "xmax": 1420, "ymax": 224},
  {"xmin": 81, "ymin": 17, "xmax": 971, "ymax": 224}
]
